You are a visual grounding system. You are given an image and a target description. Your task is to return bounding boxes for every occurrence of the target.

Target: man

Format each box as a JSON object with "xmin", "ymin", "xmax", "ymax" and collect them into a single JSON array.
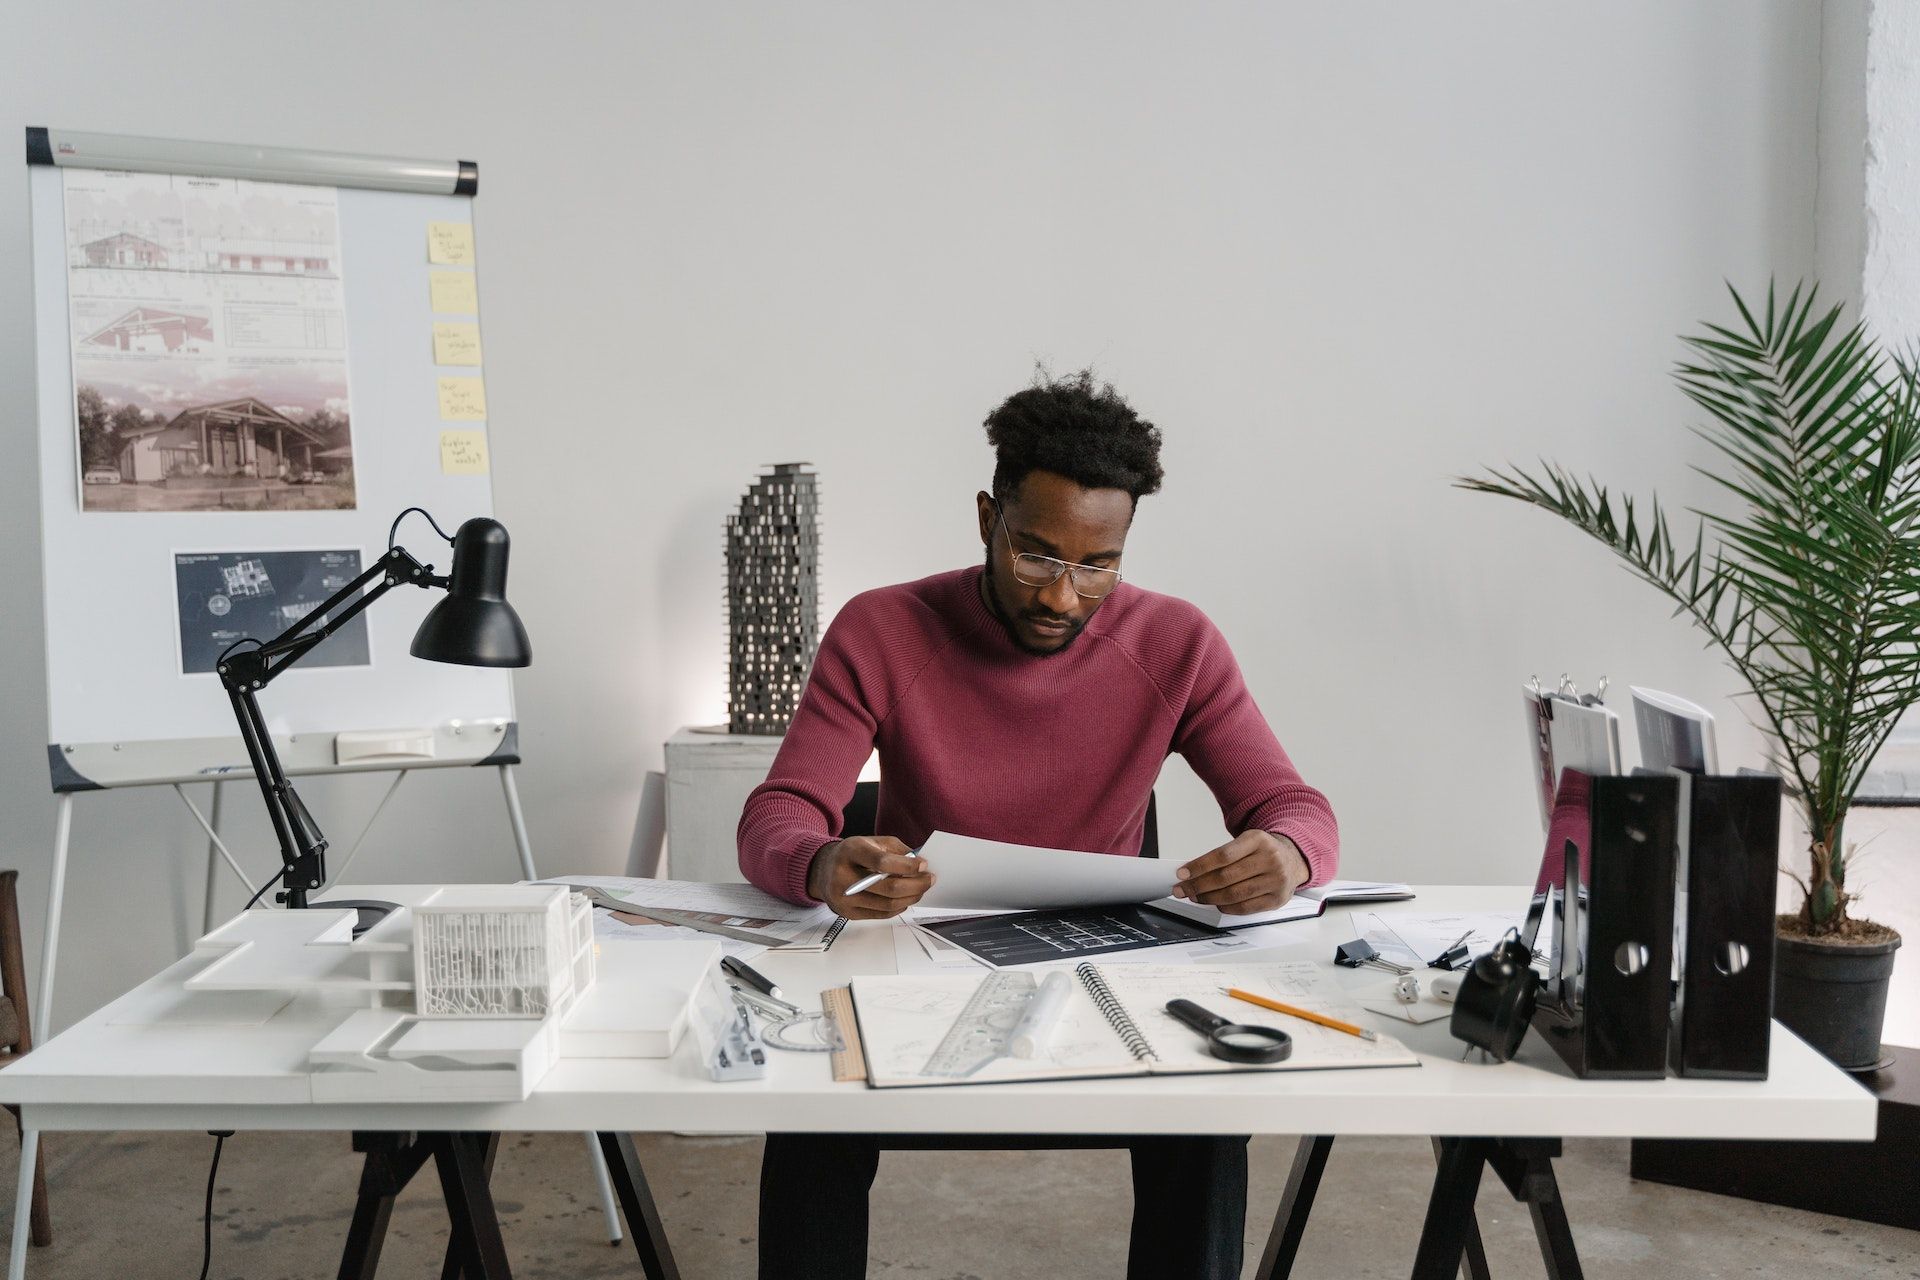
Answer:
[{"xmin": 738, "ymin": 370, "xmax": 1338, "ymax": 1279}]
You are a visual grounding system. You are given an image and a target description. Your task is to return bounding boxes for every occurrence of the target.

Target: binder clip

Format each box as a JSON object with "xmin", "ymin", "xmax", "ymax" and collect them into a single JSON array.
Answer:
[
  {"xmin": 1427, "ymin": 931, "xmax": 1473, "ymax": 972},
  {"xmin": 1335, "ymin": 939, "xmax": 1410, "ymax": 976}
]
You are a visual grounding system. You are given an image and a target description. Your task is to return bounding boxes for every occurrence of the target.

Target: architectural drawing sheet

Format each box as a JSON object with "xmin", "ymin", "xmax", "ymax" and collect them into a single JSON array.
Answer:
[
  {"xmin": 918, "ymin": 904, "xmax": 1227, "ymax": 966},
  {"xmin": 64, "ymin": 168, "xmax": 356, "ymax": 512},
  {"xmin": 173, "ymin": 549, "xmax": 368, "ymax": 674}
]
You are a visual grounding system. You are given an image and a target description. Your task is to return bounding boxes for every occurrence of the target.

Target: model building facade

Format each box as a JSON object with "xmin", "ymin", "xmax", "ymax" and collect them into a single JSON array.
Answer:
[{"xmin": 726, "ymin": 463, "xmax": 820, "ymax": 735}]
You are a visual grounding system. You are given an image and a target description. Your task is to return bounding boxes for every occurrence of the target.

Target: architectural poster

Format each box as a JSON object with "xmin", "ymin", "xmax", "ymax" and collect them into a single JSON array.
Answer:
[{"xmin": 64, "ymin": 168, "xmax": 356, "ymax": 512}]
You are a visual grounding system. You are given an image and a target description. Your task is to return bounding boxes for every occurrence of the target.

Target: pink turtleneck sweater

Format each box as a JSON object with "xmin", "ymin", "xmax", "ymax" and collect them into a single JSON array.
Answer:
[{"xmin": 737, "ymin": 566, "xmax": 1339, "ymax": 906}]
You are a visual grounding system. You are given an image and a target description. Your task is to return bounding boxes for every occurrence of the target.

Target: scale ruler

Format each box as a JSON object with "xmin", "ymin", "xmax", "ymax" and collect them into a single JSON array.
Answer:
[{"xmin": 820, "ymin": 986, "xmax": 867, "ymax": 1084}]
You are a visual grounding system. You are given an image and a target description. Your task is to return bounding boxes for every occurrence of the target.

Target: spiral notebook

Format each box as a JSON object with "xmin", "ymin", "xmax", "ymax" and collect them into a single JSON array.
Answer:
[{"xmin": 848, "ymin": 962, "xmax": 1420, "ymax": 1088}]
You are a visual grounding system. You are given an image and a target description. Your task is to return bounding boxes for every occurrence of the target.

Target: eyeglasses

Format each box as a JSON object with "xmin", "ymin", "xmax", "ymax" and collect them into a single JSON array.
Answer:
[{"xmin": 995, "ymin": 508, "xmax": 1123, "ymax": 599}]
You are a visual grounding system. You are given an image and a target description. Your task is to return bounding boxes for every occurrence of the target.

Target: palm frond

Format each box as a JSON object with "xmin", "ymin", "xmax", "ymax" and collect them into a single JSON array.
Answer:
[{"xmin": 1457, "ymin": 283, "xmax": 1920, "ymax": 932}]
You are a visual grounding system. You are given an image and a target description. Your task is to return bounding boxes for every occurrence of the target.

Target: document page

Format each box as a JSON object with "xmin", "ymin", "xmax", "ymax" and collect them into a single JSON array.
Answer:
[
  {"xmin": 1097, "ymin": 964, "xmax": 1421, "ymax": 1073},
  {"xmin": 916, "ymin": 832, "xmax": 1178, "ymax": 910}
]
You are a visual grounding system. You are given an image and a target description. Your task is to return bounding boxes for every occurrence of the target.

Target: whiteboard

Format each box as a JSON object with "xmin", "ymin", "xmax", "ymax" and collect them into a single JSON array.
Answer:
[{"xmin": 28, "ymin": 160, "xmax": 515, "ymax": 789}]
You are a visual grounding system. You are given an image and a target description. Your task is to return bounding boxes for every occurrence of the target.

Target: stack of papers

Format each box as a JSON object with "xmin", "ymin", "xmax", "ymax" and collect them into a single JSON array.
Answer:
[
  {"xmin": 1154, "ymin": 879, "xmax": 1414, "ymax": 930},
  {"xmin": 537, "ymin": 875, "xmax": 847, "ymax": 954}
]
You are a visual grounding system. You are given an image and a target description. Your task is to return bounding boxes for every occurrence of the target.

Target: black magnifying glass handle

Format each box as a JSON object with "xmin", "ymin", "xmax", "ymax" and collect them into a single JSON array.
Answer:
[
  {"xmin": 1167, "ymin": 999, "xmax": 1231, "ymax": 1037},
  {"xmin": 1166, "ymin": 998, "xmax": 1293, "ymax": 1064}
]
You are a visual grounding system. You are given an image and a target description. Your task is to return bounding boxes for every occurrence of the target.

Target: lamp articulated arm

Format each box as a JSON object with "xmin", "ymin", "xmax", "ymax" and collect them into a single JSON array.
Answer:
[{"xmin": 216, "ymin": 545, "xmax": 446, "ymax": 908}]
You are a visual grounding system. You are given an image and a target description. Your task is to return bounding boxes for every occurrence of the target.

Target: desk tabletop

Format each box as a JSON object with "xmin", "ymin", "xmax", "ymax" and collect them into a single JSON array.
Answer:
[{"xmin": 0, "ymin": 886, "xmax": 1875, "ymax": 1141}]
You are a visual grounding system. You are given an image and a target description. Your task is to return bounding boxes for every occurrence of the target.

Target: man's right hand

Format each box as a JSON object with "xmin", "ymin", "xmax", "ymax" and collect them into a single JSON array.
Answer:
[{"xmin": 806, "ymin": 836, "xmax": 935, "ymax": 920}]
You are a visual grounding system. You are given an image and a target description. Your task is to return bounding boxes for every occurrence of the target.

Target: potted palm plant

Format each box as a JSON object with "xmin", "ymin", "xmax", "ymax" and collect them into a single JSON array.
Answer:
[{"xmin": 1459, "ymin": 283, "xmax": 1911, "ymax": 1070}]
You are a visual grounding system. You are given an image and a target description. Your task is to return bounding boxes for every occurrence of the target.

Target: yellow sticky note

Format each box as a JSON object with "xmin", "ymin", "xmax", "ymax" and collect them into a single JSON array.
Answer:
[
  {"xmin": 432, "ymin": 321, "xmax": 482, "ymax": 366},
  {"xmin": 438, "ymin": 376, "xmax": 487, "ymax": 420},
  {"xmin": 429, "ymin": 271, "xmax": 478, "ymax": 314},
  {"xmin": 440, "ymin": 429, "xmax": 490, "ymax": 476},
  {"xmin": 427, "ymin": 221, "xmax": 475, "ymax": 266}
]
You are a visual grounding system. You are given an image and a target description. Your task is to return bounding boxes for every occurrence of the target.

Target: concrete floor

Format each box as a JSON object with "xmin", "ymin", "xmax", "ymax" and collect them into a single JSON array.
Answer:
[{"xmin": 0, "ymin": 1130, "xmax": 1912, "ymax": 1279}]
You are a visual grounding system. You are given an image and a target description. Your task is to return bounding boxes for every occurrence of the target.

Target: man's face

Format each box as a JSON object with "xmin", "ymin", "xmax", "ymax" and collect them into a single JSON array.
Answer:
[{"xmin": 976, "ymin": 470, "xmax": 1133, "ymax": 656}]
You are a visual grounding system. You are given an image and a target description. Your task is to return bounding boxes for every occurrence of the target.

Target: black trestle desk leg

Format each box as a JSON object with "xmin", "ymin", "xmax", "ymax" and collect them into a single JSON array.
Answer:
[
  {"xmin": 339, "ymin": 1131, "xmax": 433, "ymax": 1280},
  {"xmin": 1483, "ymin": 1139, "xmax": 1582, "ymax": 1280},
  {"xmin": 597, "ymin": 1130, "xmax": 683, "ymax": 1280},
  {"xmin": 1526, "ymin": 1167, "xmax": 1582, "ymax": 1280},
  {"xmin": 441, "ymin": 1133, "xmax": 503, "ymax": 1280},
  {"xmin": 1254, "ymin": 1134, "xmax": 1335, "ymax": 1279},
  {"xmin": 432, "ymin": 1131, "xmax": 513, "ymax": 1280},
  {"xmin": 1430, "ymin": 1137, "xmax": 1491, "ymax": 1280},
  {"xmin": 1410, "ymin": 1139, "xmax": 1490, "ymax": 1280}
]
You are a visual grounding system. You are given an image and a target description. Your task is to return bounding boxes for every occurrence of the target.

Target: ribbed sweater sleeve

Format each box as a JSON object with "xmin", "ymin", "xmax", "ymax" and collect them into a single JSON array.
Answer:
[
  {"xmin": 736, "ymin": 593, "xmax": 919, "ymax": 905},
  {"xmin": 1143, "ymin": 606, "xmax": 1341, "ymax": 885}
]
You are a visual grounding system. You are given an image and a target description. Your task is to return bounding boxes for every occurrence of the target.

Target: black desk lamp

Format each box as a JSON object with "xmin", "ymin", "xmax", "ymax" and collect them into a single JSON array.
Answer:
[{"xmin": 216, "ymin": 509, "xmax": 530, "ymax": 923}]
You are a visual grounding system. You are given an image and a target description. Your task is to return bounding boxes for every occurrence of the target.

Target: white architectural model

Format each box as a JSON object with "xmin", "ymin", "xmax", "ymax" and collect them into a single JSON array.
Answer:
[
  {"xmin": 413, "ymin": 885, "xmax": 594, "ymax": 1018},
  {"xmin": 184, "ymin": 885, "xmax": 715, "ymax": 1101}
]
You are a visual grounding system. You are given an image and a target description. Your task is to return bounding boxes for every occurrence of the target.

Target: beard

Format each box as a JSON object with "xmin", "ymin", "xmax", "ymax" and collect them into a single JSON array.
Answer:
[{"xmin": 981, "ymin": 546, "xmax": 1087, "ymax": 657}]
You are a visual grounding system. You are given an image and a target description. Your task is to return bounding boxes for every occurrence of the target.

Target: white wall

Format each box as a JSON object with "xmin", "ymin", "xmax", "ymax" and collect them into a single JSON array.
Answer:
[
  {"xmin": 1, "ymin": 2, "xmax": 1828, "ymax": 1030},
  {"xmin": 1864, "ymin": 0, "xmax": 1920, "ymax": 337},
  {"xmin": 1815, "ymin": 2, "xmax": 1868, "ymax": 317}
]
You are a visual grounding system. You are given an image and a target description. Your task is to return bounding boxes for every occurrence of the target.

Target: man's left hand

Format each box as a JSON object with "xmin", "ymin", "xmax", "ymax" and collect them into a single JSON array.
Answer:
[{"xmin": 1172, "ymin": 831, "xmax": 1310, "ymax": 915}]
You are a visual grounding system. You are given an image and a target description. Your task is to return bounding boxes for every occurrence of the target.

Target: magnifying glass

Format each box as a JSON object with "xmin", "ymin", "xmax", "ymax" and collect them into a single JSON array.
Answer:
[{"xmin": 1165, "ymin": 999, "xmax": 1293, "ymax": 1065}]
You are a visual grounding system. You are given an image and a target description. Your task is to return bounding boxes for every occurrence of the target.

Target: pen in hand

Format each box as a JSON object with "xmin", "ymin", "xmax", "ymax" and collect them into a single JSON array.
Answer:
[{"xmin": 846, "ymin": 849, "xmax": 920, "ymax": 897}]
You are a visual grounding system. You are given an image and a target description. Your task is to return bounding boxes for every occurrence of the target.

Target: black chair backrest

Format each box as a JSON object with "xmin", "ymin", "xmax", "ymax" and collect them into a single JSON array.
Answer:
[
  {"xmin": 839, "ymin": 779, "xmax": 881, "ymax": 845},
  {"xmin": 839, "ymin": 781, "xmax": 1159, "ymax": 858}
]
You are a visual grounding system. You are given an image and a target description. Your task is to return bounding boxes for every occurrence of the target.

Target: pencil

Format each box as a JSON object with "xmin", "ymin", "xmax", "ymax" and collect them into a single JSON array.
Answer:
[{"xmin": 1219, "ymin": 987, "xmax": 1379, "ymax": 1041}]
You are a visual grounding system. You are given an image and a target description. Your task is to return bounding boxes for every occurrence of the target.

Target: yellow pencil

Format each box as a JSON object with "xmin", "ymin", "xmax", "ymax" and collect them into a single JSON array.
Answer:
[{"xmin": 1219, "ymin": 987, "xmax": 1378, "ymax": 1041}]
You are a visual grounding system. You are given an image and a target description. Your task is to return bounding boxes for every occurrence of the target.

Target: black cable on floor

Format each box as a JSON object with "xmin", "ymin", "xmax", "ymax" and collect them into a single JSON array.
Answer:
[{"xmin": 199, "ymin": 1130, "xmax": 233, "ymax": 1280}]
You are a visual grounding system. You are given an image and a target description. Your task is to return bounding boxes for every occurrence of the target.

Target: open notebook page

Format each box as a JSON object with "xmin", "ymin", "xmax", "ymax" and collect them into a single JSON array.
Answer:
[
  {"xmin": 1098, "ymin": 963, "xmax": 1420, "ymax": 1073},
  {"xmin": 849, "ymin": 962, "xmax": 1417, "ymax": 1087},
  {"xmin": 850, "ymin": 974, "xmax": 1144, "ymax": 1087}
]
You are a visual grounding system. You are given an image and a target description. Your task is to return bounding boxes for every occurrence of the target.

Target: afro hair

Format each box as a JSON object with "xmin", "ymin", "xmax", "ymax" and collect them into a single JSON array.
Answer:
[{"xmin": 983, "ymin": 368, "xmax": 1164, "ymax": 507}]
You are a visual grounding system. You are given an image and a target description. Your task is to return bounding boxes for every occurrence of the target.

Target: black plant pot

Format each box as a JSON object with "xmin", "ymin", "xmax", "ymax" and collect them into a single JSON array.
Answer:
[{"xmin": 1773, "ymin": 931, "xmax": 1903, "ymax": 1070}]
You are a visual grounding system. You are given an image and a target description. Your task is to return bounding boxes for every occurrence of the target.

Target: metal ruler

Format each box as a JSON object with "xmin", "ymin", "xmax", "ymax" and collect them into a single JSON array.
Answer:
[
  {"xmin": 821, "ymin": 986, "xmax": 866, "ymax": 1084},
  {"xmin": 922, "ymin": 970, "xmax": 1038, "ymax": 1078}
]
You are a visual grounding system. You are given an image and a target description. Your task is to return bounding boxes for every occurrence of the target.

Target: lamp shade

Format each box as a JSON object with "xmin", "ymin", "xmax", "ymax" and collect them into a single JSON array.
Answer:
[{"xmin": 410, "ymin": 517, "xmax": 531, "ymax": 667}]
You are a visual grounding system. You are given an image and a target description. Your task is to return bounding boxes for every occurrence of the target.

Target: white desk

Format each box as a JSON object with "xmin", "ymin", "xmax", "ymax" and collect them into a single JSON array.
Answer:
[{"xmin": 0, "ymin": 886, "xmax": 1876, "ymax": 1280}]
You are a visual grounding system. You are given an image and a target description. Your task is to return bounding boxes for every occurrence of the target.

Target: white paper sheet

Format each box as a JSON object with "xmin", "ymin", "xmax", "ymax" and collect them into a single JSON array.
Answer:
[
  {"xmin": 892, "ymin": 922, "xmax": 985, "ymax": 975},
  {"xmin": 915, "ymin": 832, "xmax": 1178, "ymax": 910},
  {"xmin": 1151, "ymin": 894, "xmax": 1322, "ymax": 930},
  {"xmin": 1354, "ymin": 910, "xmax": 1527, "ymax": 969}
]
